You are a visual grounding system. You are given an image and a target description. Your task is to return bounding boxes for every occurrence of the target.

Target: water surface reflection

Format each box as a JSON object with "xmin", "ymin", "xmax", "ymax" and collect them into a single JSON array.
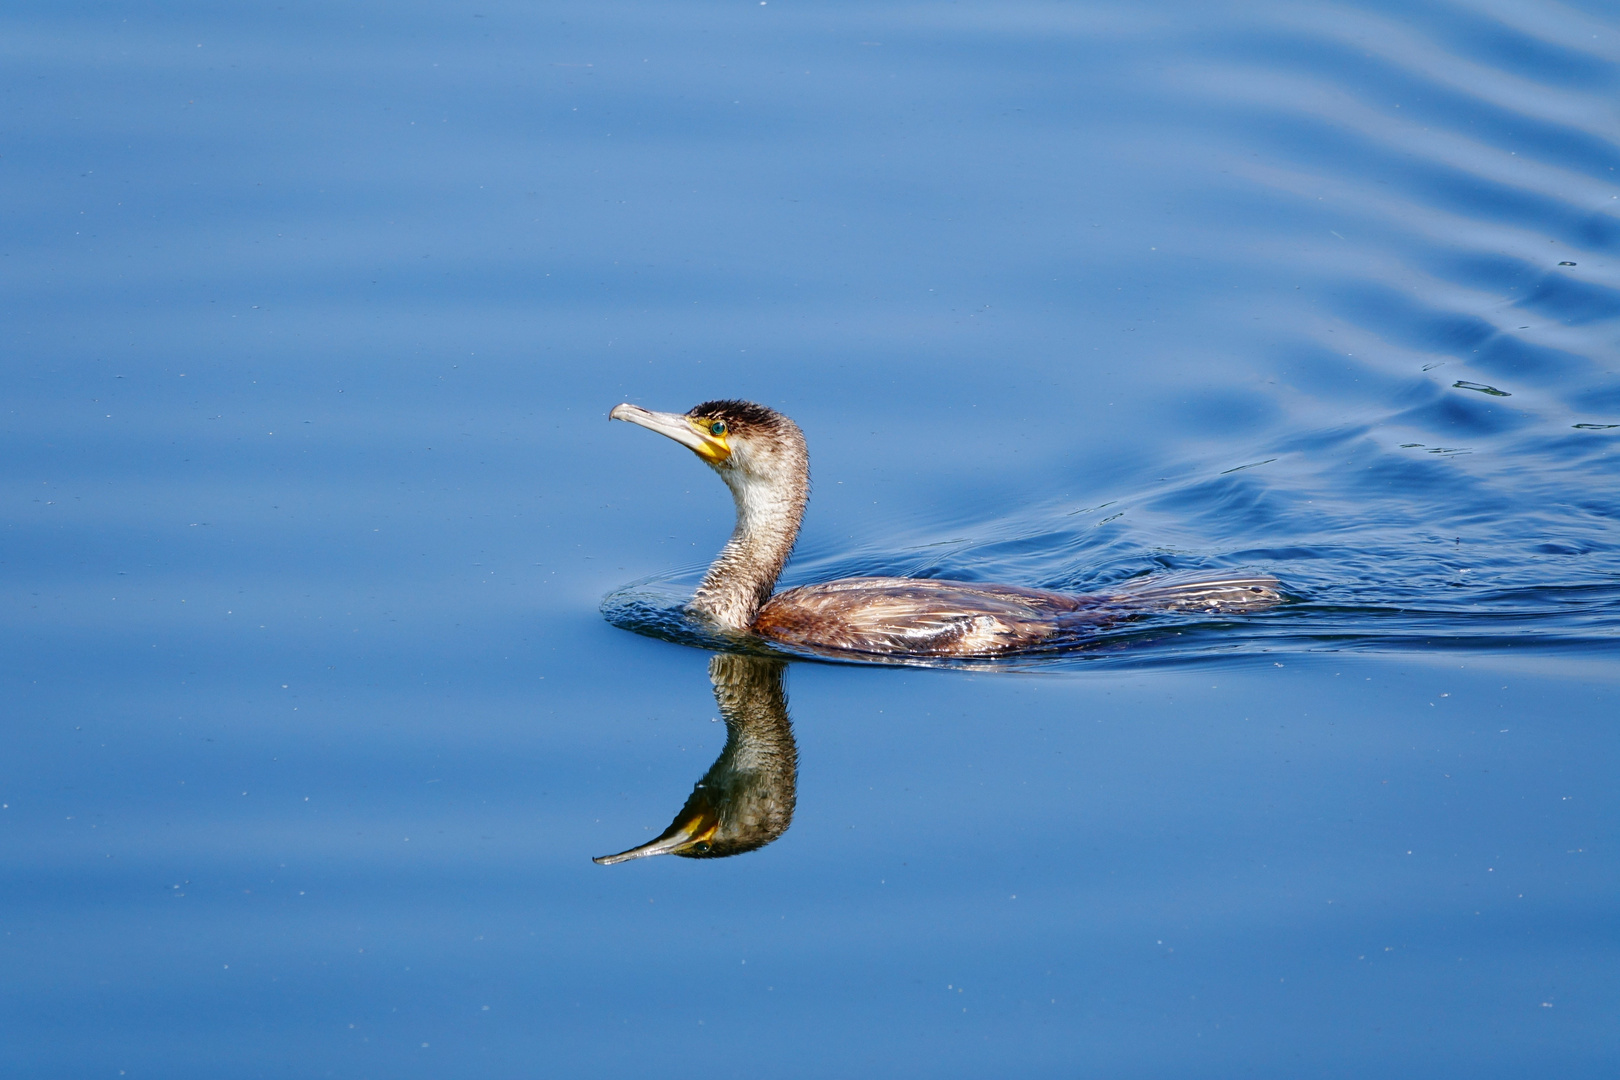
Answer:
[{"xmin": 596, "ymin": 653, "xmax": 797, "ymax": 864}]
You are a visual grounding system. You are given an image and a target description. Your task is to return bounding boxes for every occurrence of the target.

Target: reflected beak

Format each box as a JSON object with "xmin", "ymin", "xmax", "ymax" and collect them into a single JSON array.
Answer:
[
  {"xmin": 609, "ymin": 403, "xmax": 727, "ymax": 464},
  {"xmin": 593, "ymin": 802, "xmax": 720, "ymax": 865}
]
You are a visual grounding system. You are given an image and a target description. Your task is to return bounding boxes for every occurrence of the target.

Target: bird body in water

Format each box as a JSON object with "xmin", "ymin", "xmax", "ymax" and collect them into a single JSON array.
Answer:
[{"xmin": 609, "ymin": 399, "xmax": 1281, "ymax": 658}]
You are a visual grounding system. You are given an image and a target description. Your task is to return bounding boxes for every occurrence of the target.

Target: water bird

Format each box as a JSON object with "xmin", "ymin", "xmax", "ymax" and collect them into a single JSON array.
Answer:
[
  {"xmin": 596, "ymin": 653, "xmax": 796, "ymax": 864},
  {"xmin": 609, "ymin": 399, "xmax": 1281, "ymax": 658}
]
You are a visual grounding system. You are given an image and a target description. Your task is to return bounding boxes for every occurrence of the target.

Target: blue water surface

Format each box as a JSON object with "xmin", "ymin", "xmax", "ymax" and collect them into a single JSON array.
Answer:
[{"xmin": 3, "ymin": 1, "xmax": 1617, "ymax": 1076}]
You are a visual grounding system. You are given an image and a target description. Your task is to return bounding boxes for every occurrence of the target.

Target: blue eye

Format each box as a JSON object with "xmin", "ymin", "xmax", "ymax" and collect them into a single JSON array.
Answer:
[{"xmin": 709, "ymin": 421, "xmax": 726, "ymax": 436}]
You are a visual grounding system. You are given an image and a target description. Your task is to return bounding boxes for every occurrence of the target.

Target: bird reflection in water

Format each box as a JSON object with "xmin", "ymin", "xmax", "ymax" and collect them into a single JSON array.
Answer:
[{"xmin": 596, "ymin": 653, "xmax": 798, "ymax": 864}]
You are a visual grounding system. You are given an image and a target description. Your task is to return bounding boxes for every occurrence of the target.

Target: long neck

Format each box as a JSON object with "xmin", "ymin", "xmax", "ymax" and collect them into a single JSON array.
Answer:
[
  {"xmin": 702, "ymin": 653, "xmax": 796, "ymax": 854},
  {"xmin": 690, "ymin": 463, "xmax": 807, "ymax": 631}
]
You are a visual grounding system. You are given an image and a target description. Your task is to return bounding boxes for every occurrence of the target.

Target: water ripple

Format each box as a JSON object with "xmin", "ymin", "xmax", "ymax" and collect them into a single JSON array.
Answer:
[{"xmin": 607, "ymin": 0, "xmax": 1617, "ymax": 669}]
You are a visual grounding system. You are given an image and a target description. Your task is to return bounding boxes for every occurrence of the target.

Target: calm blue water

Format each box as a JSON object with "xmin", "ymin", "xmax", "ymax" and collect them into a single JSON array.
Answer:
[{"xmin": 3, "ymin": 0, "xmax": 1616, "ymax": 1076}]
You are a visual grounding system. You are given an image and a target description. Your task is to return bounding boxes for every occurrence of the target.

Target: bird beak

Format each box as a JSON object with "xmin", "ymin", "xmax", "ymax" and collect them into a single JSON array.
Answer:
[
  {"xmin": 609, "ymin": 403, "xmax": 700, "ymax": 447},
  {"xmin": 610, "ymin": 403, "xmax": 728, "ymax": 464},
  {"xmin": 593, "ymin": 801, "xmax": 721, "ymax": 865}
]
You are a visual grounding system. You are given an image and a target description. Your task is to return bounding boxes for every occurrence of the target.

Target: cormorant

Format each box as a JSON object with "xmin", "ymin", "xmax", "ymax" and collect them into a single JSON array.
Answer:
[{"xmin": 609, "ymin": 399, "xmax": 1280, "ymax": 658}]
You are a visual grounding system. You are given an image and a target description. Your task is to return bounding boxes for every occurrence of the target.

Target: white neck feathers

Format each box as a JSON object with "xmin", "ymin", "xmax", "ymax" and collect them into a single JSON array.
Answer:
[{"xmin": 689, "ymin": 433, "xmax": 808, "ymax": 630}]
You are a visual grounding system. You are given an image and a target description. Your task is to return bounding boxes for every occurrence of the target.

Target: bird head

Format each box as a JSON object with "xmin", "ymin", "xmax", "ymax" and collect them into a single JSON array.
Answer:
[{"xmin": 609, "ymin": 399, "xmax": 806, "ymax": 494}]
